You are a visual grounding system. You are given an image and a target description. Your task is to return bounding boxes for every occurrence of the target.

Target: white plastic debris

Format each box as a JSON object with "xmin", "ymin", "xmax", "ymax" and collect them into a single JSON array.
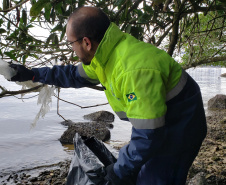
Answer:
[
  {"xmin": 31, "ymin": 85, "xmax": 56, "ymax": 128},
  {"xmin": 16, "ymin": 80, "xmax": 42, "ymax": 95},
  {"xmin": 0, "ymin": 59, "xmax": 17, "ymax": 80}
]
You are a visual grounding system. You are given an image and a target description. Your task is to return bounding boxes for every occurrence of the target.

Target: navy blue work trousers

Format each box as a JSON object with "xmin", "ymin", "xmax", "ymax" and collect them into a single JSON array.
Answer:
[{"xmin": 136, "ymin": 74, "xmax": 207, "ymax": 185}]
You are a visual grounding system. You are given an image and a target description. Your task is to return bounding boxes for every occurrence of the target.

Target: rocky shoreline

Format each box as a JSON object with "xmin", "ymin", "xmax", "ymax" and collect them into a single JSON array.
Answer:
[
  {"xmin": 0, "ymin": 160, "xmax": 71, "ymax": 185},
  {"xmin": 1, "ymin": 106, "xmax": 225, "ymax": 185}
]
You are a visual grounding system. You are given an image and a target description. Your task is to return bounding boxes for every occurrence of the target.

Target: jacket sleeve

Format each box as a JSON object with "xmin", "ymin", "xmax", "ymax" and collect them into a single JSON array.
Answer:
[
  {"xmin": 31, "ymin": 63, "xmax": 99, "ymax": 88},
  {"xmin": 114, "ymin": 127, "xmax": 166, "ymax": 179},
  {"xmin": 113, "ymin": 69, "xmax": 168, "ymax": 178}
]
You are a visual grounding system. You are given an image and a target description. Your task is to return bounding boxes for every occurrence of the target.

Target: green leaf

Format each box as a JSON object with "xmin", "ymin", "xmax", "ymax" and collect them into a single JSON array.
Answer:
[
  {"xmin": 78, "ymin": 0, "xmax": 85, "ymax": 7},
  {"xmin": 44, "ymin": 2, "xmax": 52, "ymax": 21},
  {"xmin": 3, "ymin": 0, "xmax": 9, "ymax": 11},
  {"xmin": 53, "ymin": 34, "xmax": 59, "ymax": 47},
  {"xmin": 4, "ymin": 51, "xmax": 17, "ymax": 61},
  {"xmin": 45, "ymin": 33, "xmax": 59, "ymax": 48},
  {"xmin": 51, "ymin": 24, "xmax": 63, "ymax": 32},
  {"xmin": 22, "ymin": 9, "xmax": 27, "ymax": 26},
  {"xmin": 22, "ymin": 55, "xmax": 28, "ymax": 65},
  {"xmin": 30, "ymin": 17, "xmax": 37, "ymax": 22},
  {"xmin": 26, "ymin": 25, "xmax": 34, "ymax": 29},
  {"xmin": 19, "ymin": 22, "xmax": 26, "ymax": 31},
  {"xmin": 70, "ymin": 56, "xmax": 79, "ymax": 61},
  {"xmin": 138, "ymin": 13, "xmax": 150, "ymax": 23},
  {"xmin": 60, "ymin": 25, "xmax": 66, "ymax": 41},
  {"xmin": 0, "ymin": 19, "xmax": 3, "ymax": 26},
  {"xmin": 45, "ymin": 33, "xmax": 54, "ymax": 48},
  {"xmin": 115, "ymin": 0, "xmax": 125, "ymax": 6},
  {"xmin": 55, "ymin": 2, "xmax": 63, "ymax": 14},
  {"xmin": 130, "ymin": 26, "xmax": 143, "ymax": 40},
  {"xmin": 30, "ymin": 0, "xmax": 50, "ymax": 17},
  {"xmin": 31, "ymin": 54, "xmax": 39, "ymax": 59},
  {"xmin": 125, "ymin": 25, "xmax": 131, "ymax": 33},
  {"xmin": 6, "ymin": 29, "xmax": 19, "ymax": 40},
  {"xmin": 7, "ymin": 21, "xmax": 10, "ymax": 30},
  {"xmin": 30, "ymin": 0, "xmax": 36, "ymax": 5},
  {"xmin": 50, "ymin": 8, "xmax": 56, "ymax": 24},
  {"xmin": 0, "ymin": 28, "xmax": 6, "ymax": 34}
]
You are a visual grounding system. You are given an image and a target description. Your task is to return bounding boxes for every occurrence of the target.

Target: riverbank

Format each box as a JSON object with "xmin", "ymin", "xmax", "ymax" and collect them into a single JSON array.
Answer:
[{"xmin": 1, "ymin": 110, "xmax": 225, "ymax": 185}]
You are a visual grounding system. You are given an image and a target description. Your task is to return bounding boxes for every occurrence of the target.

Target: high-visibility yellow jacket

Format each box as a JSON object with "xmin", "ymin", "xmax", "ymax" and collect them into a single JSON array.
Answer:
[{"xmin": 78, "ymin": 22, "xmax": 187, "ymax": 129}]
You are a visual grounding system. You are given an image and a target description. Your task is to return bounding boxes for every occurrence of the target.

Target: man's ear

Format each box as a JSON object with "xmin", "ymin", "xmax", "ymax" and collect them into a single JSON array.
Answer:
[{"xmin": 82, "ymin": 37, "xmax": 92, "ymax": 51}]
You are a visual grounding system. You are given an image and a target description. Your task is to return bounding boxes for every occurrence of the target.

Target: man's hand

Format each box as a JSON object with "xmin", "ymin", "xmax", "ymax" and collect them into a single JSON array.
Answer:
[
  {"xmin": 104, "ymin": 164, "xmax": 136, "ymax": 185},
  {"xmin": 104, "ymin": 164, "xmax": 122, "ymax": 185},
  {"xmin": 9, "ymin": 64, "xmax": 34, "ymax": 82}
]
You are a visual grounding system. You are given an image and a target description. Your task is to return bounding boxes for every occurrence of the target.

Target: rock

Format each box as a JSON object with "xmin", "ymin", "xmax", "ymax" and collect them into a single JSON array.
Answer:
[
  {"xmin": 220, "ymin": 73, "xmax": 226, "ymax": 77},
  {"xmin": 208, "ymin": 94, "xmax": 226, "ymax": 110},
  {"xmin": 0, "ymin": 160, "xmax": 71, "ymax": 185},
  {"xmin": 59, "ymin": 121, "xmax": 110, "ymax": 144},
  {"xmin": 188, "ymin": 172, "xmax": 206, "ymax": 185},
  {"xmin": 84, "ymin": 111, "xmax": 115, "ymax": 122},
  {"xmin": 219, "ymin": 117, "xmax": 226, "ymax": 124},
  {"xmin": 61, "ymin": 119, "xmax": 113, "ymax": 129},
  {"xmin": 29, "ymin": 177, "xmax": 38, "ymax": 182},
  {"xmin": 60, "ymin": 120, "xmax": 75, "ymax": 127}
]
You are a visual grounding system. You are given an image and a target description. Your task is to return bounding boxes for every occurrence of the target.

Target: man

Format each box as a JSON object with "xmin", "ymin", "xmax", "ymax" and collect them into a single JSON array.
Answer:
[{"xmin": 10, "ymin": 6, "xmax": 207, "ymax": 185}]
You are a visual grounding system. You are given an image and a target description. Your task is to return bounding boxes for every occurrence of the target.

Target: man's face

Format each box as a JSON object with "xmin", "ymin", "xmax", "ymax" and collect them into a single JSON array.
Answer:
[{"xmin": 66, "ymin": 21, "xmax": 92, "ymax": 65}]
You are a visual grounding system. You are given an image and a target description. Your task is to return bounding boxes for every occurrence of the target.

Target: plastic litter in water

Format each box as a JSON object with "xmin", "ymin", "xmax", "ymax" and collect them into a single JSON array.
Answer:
[
  {"xmin": 31, "ymin": 85, "xmax": 55, "ymax": 128},
  {"xmin": 0, "ymin": 59, "xmax": 17, "ymax": 80}
]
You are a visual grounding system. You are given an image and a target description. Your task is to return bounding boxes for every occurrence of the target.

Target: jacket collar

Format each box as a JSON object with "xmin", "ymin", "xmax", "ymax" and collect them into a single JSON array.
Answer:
[{"xmin": 90, "ymin": 22, "xmax": 124, "ymax": 68}]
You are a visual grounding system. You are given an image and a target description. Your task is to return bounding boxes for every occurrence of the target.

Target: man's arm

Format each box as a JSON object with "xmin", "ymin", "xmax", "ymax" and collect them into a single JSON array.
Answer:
[
  {"xmin": 10, "ymin": 63, "xmax": 99, "ymax": 88},
  {"xmin": 32, "ymin": 63, "xmax": 99, "ymax": 88}
]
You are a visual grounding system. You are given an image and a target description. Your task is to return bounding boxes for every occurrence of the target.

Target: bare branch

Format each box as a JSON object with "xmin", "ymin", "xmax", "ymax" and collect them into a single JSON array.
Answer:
[
  {"xmin": 54, "ymin": 94, "xmax": 108, "ymax": 109},
  {"xmin": 183, "ymin": 56, "xmax": 226, "ymax": 70},
  {"xmin": 56, "ymin": 88, "xmax": 67, "ymax": 121},
  {"xmin": 0, "ymin": 84, "xmax": 44, "ymax": 98},
  {"xmin": 0, "ymin": 0, "xmax": 30, "ymax": 13}
]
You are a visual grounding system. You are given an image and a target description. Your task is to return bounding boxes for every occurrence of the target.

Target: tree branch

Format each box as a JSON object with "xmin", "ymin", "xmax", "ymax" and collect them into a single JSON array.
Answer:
[
  {"xmin": 0, "ymin": 0, "xmax": 30, "ymax": 13},
  {"xmin": 167, "ymin": 0, "xmax": 188, "ymax": 56},
  {"xmin": 183, "ymin": 5, "xmax": 226, "ymax": 14},
  {"xmin": 54, "ymin": 94, "xmax": 108, "ymax": 109},
  {"xmin": 183, "ymin": 56, "xmax": 226, "ymax": 70},
  {"xmin": 0, "ymin": 84, "xmax": 44, "ymax": 98},
  {"xmin": 127, "ymin": 0, "xmax": 143, "ymax": 15}
]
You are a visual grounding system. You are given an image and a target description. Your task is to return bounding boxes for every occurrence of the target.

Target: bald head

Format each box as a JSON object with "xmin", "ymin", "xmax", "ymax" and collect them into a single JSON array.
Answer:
[{"xmin": 68, "ymin": 7, "xmax": 110, "ymax": 43}]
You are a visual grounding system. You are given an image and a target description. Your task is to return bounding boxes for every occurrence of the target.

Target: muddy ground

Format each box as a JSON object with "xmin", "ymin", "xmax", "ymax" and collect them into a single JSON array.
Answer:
[{"xmin": 1, "ymin": 110, "xmax": 225, "ymax": 185}]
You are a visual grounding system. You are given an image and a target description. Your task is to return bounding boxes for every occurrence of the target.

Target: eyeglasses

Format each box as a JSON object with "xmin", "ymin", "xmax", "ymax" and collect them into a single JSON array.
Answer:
[{"xmin": 66, "ymin": 38, "xmax": 83, "ymax": 50}]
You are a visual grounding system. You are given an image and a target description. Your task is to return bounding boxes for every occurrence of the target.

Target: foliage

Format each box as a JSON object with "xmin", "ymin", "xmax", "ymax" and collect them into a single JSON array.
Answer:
[
  {"xmin": 0, "ymin": 0, "xmax": 225, "ymax": 69},
  {"xmin": 180, "ymin": 11, "xmax": 226, "ymax": 68}
]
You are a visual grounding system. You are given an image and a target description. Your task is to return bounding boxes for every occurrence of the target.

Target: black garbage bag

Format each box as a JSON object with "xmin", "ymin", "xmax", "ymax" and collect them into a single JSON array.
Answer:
[{"xmin": 66, "ymin": 133, "xmax": 117, "ymax": 185}]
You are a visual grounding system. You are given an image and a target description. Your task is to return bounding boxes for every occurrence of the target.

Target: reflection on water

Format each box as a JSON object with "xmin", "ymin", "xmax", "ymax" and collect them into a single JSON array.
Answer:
[{"xmin": 0, "ymin": 67, "xmax": 225, "ymax": 176}]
